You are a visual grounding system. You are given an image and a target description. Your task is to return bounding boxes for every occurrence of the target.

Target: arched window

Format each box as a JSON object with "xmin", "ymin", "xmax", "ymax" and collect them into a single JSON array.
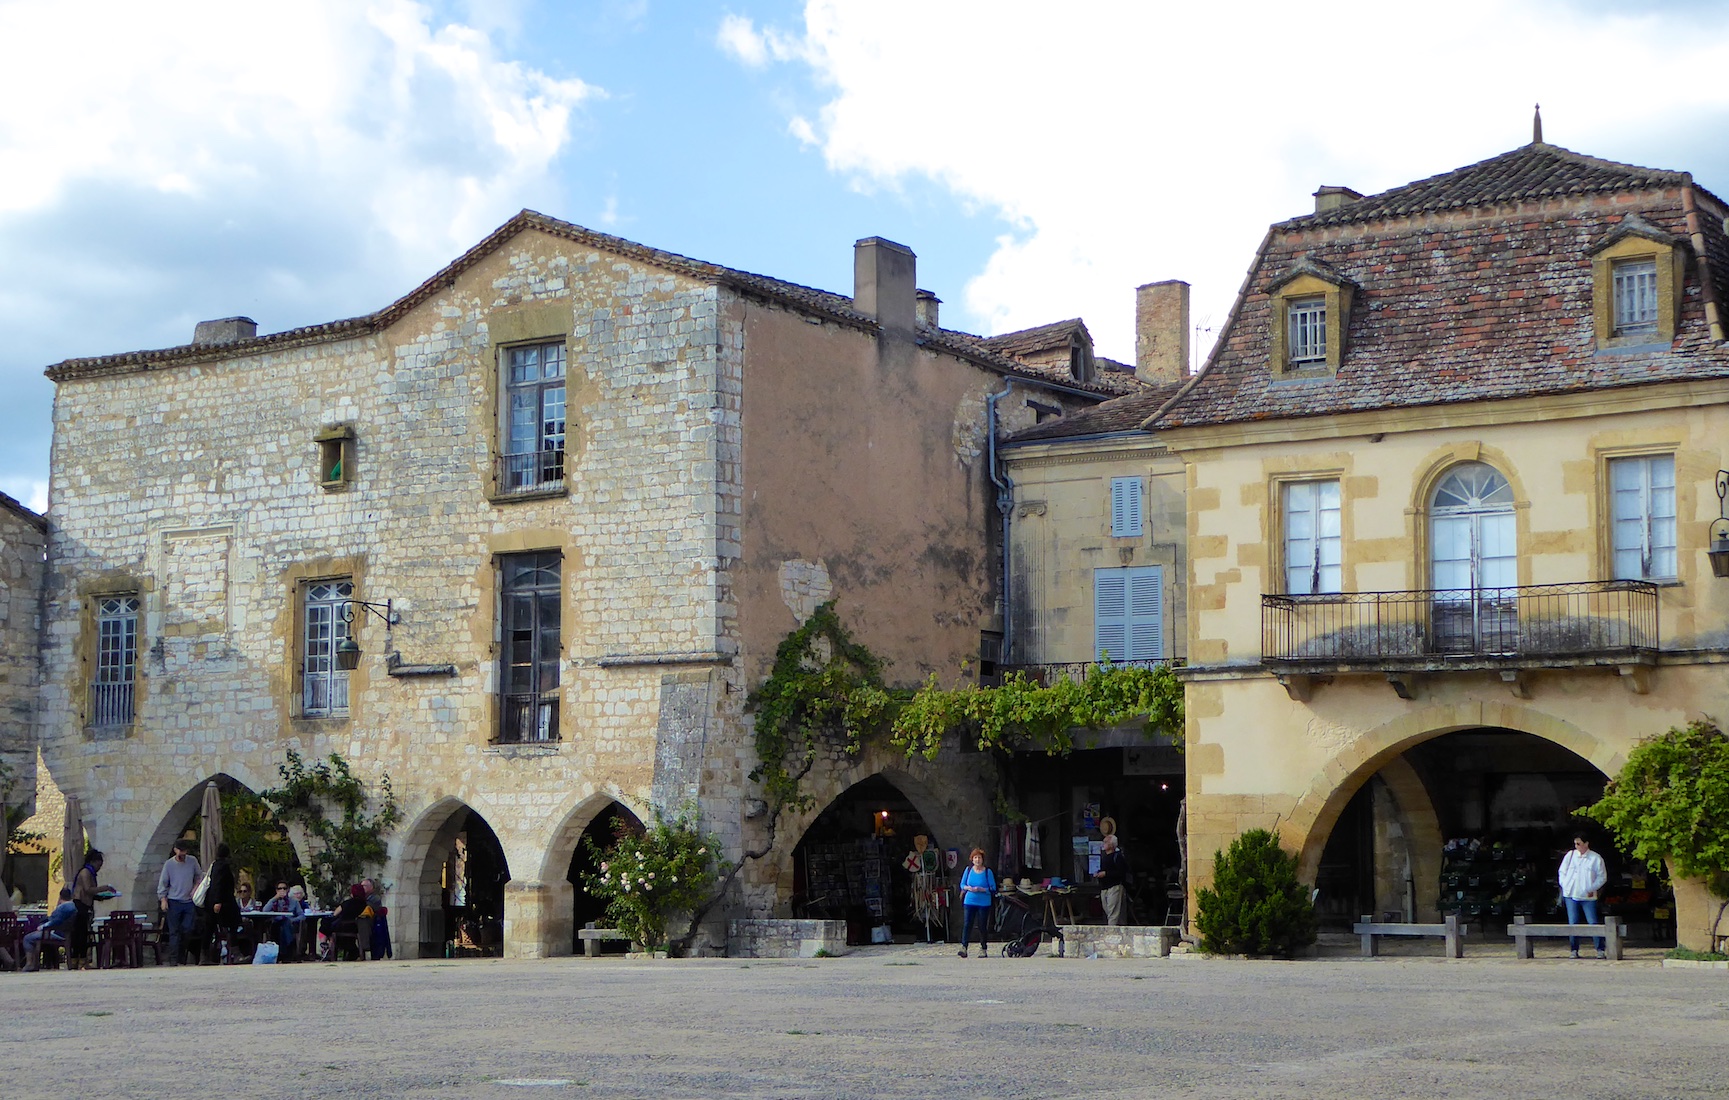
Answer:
[{"xmin": 1429, "ymin": 463, "xmax": 1517, "ymax": 653}]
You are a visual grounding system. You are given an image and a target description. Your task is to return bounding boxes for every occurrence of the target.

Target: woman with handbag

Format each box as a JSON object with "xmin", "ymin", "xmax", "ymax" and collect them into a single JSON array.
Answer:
[{"xmin": 201, "ymin": 844, "xmax": 242, "ymax": 963}]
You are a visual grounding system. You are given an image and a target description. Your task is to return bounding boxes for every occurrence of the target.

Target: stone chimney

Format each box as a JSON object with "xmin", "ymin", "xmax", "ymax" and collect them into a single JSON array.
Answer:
[
  {"xmin": 1313, "ymin": 186, "xmax": 1362, "ymax": 213},
  {"xmin": 1135, "ymin": 280, "xmax": 1189, "ymax": 385},
  {"xmin": 915, "ymin": 289, "xmax": 941, "ymax": 329},
  {"xmin": 192, "ymin": 316, "xmax": 258, "ymax": 346},
  {"xmin": 853, "ymin": 237, "xmax": 917, "ymax": 334}
]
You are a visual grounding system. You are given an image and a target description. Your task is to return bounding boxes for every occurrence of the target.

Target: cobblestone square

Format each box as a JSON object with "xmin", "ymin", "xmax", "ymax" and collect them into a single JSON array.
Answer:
[{"xmin": 8, "ymin": 945, "xmax": 1726, "ymax": 1099}]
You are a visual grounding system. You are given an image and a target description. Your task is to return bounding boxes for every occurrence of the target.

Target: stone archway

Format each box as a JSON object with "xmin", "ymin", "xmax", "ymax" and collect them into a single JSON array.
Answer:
[
  {"xmin": 392, "ymin": 797, "xmax": 511, "ymax": 959},
  {"xmin": 128, "ymin": 769, "xmax": 285, "ymax": 909},
  {"xmin": 1282, "ymin": 701, "xmax": 1615, "ymax": 885},
  {"xmin": 524, "ymin": 790, "xmax": 650, "ymax": 958}
]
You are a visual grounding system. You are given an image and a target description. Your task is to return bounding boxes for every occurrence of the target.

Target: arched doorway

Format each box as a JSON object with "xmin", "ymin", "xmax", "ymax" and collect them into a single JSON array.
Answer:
[
  {"xmin": 791, "ymin": 774, "xmax": 947, "ymax": 944},
  {"xmin": 409, "ymin": 803, "xmax": 511, "ymax": 958},
  {"xmin": 564, "ymin": 801, "xmax": 644, "ymax": 954},
  {"xmin": 1309, "ymin": 727, "xmax": 1661, "ymax": 937},
  {"xmin": 130, "ymin": 774, "xmax": 302, "ymax": 908},
  {"xmin": 1430, "ymin": 462, "xmax": 1518, "ymax": 652}
]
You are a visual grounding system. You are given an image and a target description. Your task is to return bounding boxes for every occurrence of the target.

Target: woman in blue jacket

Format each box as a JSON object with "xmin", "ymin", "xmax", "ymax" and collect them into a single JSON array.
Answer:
[{"xmin": 957, "ymin": 847, "xmax": 995, "ymax": 958}]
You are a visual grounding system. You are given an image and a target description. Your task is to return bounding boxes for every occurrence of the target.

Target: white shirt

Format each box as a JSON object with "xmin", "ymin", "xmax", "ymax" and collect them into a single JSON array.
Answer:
[{"xmin": 1558, "ymin": 848, "xmax": 1607, "ymax": 900}]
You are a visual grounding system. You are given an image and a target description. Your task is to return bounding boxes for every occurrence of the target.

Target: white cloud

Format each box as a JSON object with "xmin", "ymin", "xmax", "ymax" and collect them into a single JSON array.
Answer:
[
  {"xmin": 0, "ymin": 477, "xmax": 47, "ymax": 515},
  {"xmin": 0, "ymin": 0, "xmax": 597, "ymax": 493},
  {"xmin": 733, "ymin": 0, "xmax": 1729, "ymax": 364},
  {"xmin": 717, "ymin": 13, "xmax": 771, "ymax": 68}
]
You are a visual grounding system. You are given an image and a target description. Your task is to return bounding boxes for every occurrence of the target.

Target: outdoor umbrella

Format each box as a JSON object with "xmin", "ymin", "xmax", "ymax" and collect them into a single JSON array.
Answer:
[
  {"xmin": 200, "ymin": 782, "xmax": 222, "ymax": 871},
  {"xmin": 63, "ymin": 794, "xmax": 84, "ymax": 894}
]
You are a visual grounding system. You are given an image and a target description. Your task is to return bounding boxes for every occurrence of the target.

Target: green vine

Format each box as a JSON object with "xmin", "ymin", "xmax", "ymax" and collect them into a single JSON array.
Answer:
[
  {"xmin": 261, "ymin": 750, "xmax": 402, "ymax": 909},
  {"xmin": 891, "ymin": 663, "xmax": 1185, "ymax": 759}
]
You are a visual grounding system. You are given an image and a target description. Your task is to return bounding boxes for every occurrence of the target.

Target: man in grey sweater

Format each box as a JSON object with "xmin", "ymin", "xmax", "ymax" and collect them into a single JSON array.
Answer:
[{"xmin": 157, "ymin": 838, "xmax": 203, "ymax": 965}]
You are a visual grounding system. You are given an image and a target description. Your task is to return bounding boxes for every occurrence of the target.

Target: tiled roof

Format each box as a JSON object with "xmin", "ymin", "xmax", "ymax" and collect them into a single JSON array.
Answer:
[
  {"xmin": 1152, "ymin": 143, "xmax": 1729, "ymax": 432},
  {"xmin": 0, "ymin": 488, "xmax": 46, "ymax": 530},
  {"xmin": 1005, "ymin": 380, "xmax": 1186, "ymax": 443},
  {"xmin": 1283, "ymin": 142, "xmax": 1698, "ymax": 229},
  {"xmin": 979, "ymin": 318, "xmax": 1089, "ymax": 358},
  {"xmin": 43, "ymin": 212, "xmax": 1141, "ymax": 397}
]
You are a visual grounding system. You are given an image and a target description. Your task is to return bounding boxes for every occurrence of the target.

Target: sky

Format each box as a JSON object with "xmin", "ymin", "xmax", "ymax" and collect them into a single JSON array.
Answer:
[{"xmin": 5, "ymin": 0, "xmax": 1729, "ymax": 514}]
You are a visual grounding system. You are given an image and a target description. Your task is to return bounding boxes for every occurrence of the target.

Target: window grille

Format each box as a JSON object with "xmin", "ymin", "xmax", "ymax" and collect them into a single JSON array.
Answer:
[
  {"xmin": 1612, "ymin": 259, "xmax": 1658, "ymax": 335},
  {"xmin": 501, "ymin": 343, "xmax": 567, "ymax": 492},
  {"xmin": 1287, "ymin": 297, "xmax": 1326, "ymax": 362},
  {"xmin": 91, "ymin": 595, "xmax": 139, "ymax": 727},
  {"xmin": 302, "ymin": 580, "xmax": 353, "ymax": 717}
]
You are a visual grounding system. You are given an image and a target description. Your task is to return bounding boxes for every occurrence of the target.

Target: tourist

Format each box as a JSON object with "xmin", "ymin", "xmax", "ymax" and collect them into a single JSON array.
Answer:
[
  {"xmin": 236, "ymin": 883, "xmax": 260, "ymax": 912},
  {"xmin": 327, "ymin": 883, "xmax": 370, "ymax": 961},
  {"xmin": 956, "ymin": 847, "xmax": 995, "ymax": 958},
  {"xmin": 156, "ymin": 838, "xmax": 202, "ymax": 965},
  {"xmin": 361, "ymin": 877, "xmax": 392, "ymax": 960},
  {"xmin": 68, "ymin": 848, "xmax": 103, "ymax": 971},
  {"xmin": 202, "ymin": 843, "xmax": 241, "ymax": 963},
  {"xmin": 260, "ymin": 881, "xmax": 304, "ymax": 960},
  {"xmin": 1559, "ymin": 833, "xmax": 1608, "ymax": 959},
  {"xmin": 1094, "ymin": 834, "xmax": 1130, "ymax": 926},
  {"xmin": 22, "ymin": 888, "xmax": 76, "ymax": 971}
]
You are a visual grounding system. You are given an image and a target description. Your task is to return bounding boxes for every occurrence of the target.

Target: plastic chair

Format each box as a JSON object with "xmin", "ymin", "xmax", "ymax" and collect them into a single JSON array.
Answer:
[
  {"xmin": 0, "ymin": 913, "xmax": 23, "ymax": 970},
  {"xmin": 98, "ymin": 912, "xmax": 144, "ymax": 968}
]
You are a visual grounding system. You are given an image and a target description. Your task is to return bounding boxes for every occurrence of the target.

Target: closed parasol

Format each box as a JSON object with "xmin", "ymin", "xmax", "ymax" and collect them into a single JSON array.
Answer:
[
  {"xmin": 63, "ymin": 794, "xmax": 85, "ymax": 894},
  {"xmin": 200, "ymin": 782, "xmax": 222, "ymax": 871}
]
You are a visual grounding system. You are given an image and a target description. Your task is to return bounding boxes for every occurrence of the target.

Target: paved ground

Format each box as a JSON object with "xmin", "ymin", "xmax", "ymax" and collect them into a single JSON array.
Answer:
[{"xmin": 6, "ymin": 941, "xmax": 1727, "ymax": 1100}]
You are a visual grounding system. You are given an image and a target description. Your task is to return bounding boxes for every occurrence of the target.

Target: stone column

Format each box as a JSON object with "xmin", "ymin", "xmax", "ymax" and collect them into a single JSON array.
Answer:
[{"xmin": 503, "ymin": 878, "xmax": 575, "ymax": 959}]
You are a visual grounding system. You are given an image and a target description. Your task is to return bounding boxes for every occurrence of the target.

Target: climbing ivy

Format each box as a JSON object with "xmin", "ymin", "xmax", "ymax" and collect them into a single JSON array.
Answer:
[
  {"xmin": 890, "ymin": 663, "xmax": 1185, "ymax": 759},
  {"xmin": 260, "ymin": 750, "xmax": 402, "ymax": 908}
]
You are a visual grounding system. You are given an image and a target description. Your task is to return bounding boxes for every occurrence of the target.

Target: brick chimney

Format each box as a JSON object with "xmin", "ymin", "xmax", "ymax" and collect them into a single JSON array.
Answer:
[
  {"xmin": 192, "ymin": 317, "xmax": 258, "ymax": 346},
  {"xmin": 1135, "ymin": 280, "xmax": 1189, "ymax": 385},
  {"xmin": 853, "ymin": 237, "xmax": 917, "ymax": 334},
  {"xmin": 1313, "ymin": 186, "xmax": 1362, "ymax": 213}
]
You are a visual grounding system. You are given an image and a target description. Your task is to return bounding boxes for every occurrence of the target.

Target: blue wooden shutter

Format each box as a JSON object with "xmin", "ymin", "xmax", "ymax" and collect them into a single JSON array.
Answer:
[
  {"xmin": 1127, "ymin": 566, "xmax": 1164, "ymax": 660},
  {"xmin": 1110, "ymin": 476, "xmax": 1144, "ymax": 537},
  {"xmin": 1094, "ymin": 570, "xmax": 1128, "ymax": 662}
]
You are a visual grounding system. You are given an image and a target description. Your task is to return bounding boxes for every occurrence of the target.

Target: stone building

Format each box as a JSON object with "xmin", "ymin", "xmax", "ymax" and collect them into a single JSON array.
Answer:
[
  {"xmin": 1149, "ymin": 136, "xmax": 1729, "ymax": 948},
  {"xmin": 36, "ymin": 212, "xmax": 1144, "ymax": 956},
  {"xmin": 1, "ymin": 491, "xmax": 47, "ymax": 898}
]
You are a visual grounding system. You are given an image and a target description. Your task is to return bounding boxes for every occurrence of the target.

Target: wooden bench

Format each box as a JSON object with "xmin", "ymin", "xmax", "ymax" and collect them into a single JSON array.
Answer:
[
  {"xmin": 578, "ymin": 924, "xmax": 631, "ymax": 957},
  {"xmin": 1510, "ymin": 915, "xmax": 1625, "ymax": 960},
  {"xmin": 1353, "ymin": 914, "xmax": 1467, "ymax": 958}
]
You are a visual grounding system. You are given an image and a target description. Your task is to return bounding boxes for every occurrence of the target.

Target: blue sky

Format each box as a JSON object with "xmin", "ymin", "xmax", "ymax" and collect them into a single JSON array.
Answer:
[{"xmin": 5, "ymin": 0, "xmax": 1729, "ymax": 513}]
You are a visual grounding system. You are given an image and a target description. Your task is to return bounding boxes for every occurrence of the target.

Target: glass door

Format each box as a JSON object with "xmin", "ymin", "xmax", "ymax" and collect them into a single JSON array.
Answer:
[{"xmin": 1430, "ymin": 464, "xmax": 1517, "ymax": 653}]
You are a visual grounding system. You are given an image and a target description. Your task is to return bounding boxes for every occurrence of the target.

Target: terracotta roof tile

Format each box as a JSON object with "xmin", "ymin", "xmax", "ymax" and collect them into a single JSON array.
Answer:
[
  {"xmin": 0, "ymin": 488, "xmax": 46, "ymax": 530},
  {"xmin": 1005, "ymin": 380, "xmax": 1186, "ymax": 443},
  {"xmin": 979, "ymin": 318, "xmax": 1090, "ymax": 358},
  {"xmin": 1153, "ymin": 144, "xmax": 1729, "ymax": 432}
]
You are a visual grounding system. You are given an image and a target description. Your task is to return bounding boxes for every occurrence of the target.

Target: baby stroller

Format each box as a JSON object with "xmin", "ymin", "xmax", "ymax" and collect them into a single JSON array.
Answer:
[{"xmin": 993, "ymin": 890, "xmax": 1065, "ymax": 958}]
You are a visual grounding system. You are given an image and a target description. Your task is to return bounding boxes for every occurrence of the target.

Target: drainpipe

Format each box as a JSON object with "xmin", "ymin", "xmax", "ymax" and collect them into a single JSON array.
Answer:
[{"xmin": 986, "ymin": 380, "xmax": 1016, "ymax": 663}]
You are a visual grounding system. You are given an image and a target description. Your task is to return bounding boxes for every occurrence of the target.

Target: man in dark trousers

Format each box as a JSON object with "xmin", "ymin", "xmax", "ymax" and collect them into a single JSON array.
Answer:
[{"xmin": 157, "ymin": 838, "xmax": 202, "ymax": 965}]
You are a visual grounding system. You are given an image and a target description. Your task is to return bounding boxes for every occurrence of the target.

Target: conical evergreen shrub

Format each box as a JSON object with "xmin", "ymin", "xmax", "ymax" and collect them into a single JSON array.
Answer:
[{"xmin": 1194, "ymin": 828, "xmax": 1317, "ymax": 957}]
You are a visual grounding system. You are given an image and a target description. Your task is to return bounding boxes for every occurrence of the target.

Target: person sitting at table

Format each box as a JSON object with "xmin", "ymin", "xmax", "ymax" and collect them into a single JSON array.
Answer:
[
  {"xmin": 236, "ymin": 883, "xmax": 261, "ymax": 913},
  {"xmin": 259, "ymin": 881, "xmax": 304, "ymax": 960},
  {"xmin": 322, "ymin": 884, "xmax": 370, "ymax": 961},
  {"xmin": 21, "ymin": 888, "xmax": 76, "ymax": 972}
]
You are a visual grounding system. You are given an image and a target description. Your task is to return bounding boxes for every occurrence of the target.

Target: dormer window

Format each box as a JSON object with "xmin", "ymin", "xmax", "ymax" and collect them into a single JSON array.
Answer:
[
  {"xmin": 1069, "ymin": 337, "xmax": 1094, "ymax": 383},
  {"xmin": 1287, "ymin": 297, "xmax": 1327, "ymax": 362},
  {"xmin": 1590, "ymin": 213, "xmax": 1685, "ymax": 349},
  {"xmin": 1268, "ymin": 256, "xmax": 1356, "ymax": 375},
  {"xmin": 1612, "ymin": 258, "xmax": 1658, "ymax": 336}
]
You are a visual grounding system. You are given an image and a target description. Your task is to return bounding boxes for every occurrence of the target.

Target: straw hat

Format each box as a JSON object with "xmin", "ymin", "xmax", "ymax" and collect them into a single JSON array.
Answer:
[{"xmin": 1099, "ymin": 816, "xmax": 1117, "ymax": 838}]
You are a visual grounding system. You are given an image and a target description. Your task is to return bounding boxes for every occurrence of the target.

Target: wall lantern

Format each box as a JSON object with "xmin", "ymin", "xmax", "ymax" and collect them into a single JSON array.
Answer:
[
  {"xmin": 1711, "ymin": 471, "xmax": 1729, "ymax": 579},
  {"xmin": 334, "ymin": 598, "xmax": 399, "ymax": 671}
]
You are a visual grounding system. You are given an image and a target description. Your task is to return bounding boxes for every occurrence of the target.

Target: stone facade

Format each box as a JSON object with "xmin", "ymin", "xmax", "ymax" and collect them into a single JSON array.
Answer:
[
  {"xmin": 0, "ymin": 492, "xmax": 46, "ymax": 815},
  {"xmin": 1059, "ymin": 923, "xmax": 1177, "ymax": 958},
  {"xmin": 37, "ymin": 213, "xmax": 1130, "ymax": 957},
  {"xmin": 727, "ymin": 918, "xmax": 848, "ymax": 958}
]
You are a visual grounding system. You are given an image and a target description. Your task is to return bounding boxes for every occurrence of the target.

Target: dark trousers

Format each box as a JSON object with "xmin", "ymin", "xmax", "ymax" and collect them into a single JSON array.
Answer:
[
  {"xmin": 69, "ymin": 902, "xmax": 94, "ymax": 965},
  {"xmin": 164, "ymin": 900, "xmax": 199, "ymax": 964},
  {"xmin": 960, "ymin": 905, "xmax": 991, "ymax": 949}
]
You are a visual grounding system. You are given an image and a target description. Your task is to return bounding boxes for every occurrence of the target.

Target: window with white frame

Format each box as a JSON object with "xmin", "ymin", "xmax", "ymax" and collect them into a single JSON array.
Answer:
[
  {"xmin": 92, "ymin": 594, "xmax": 139, "ymax": 727},
  {"xmin": 1094, "ymin": 566, "xmax": 1163, "ymax": 663},
  {"xmin": 501, "ymin": 342, "xmax": 567, "ymax": 492},
  {"xmin": 1610, "ymin": 455, "xmax": 1676, "ymax": 581},
  {"xmin": 302, "ymin": 580, "xmax": 353, "ymax": 717},
  {"xmin": 1110, "ymin": 476, "xmax": 1144, "ymax": 538},
  {"xmin": 1611, "ymin": 258, "xmax": 1659, "ymax": 336},
  {"xmin": 1283, "ymin": 480, "xmax": 1342, "ymax": 595},
  {"xmin": 1287, "ymin": 297, "xmax": 1327, "ymax": 363}
]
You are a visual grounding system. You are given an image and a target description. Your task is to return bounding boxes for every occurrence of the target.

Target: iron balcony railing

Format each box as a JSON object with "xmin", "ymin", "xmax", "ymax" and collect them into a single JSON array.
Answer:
[
  {"xmin": 1262, "ymin": 580, "xmax": 1658, "ymax": 665},
  {"xmin": 499, "ymin": 691, "xmax": 559, "ymax": 744},
  {"xmin": 496, "ymin": 449, "xmax": 566, "ymax": 494},
  {"xmin": 999, "ymin": 658, "xmax": 1174, "ymax": 686},
  {"xmin": 88, "ymin": 681, "xmax": 135, "ymax": 728}
]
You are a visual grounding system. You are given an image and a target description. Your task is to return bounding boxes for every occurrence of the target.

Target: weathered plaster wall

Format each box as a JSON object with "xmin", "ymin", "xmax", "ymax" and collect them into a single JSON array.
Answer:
[{"xmin": 0, "ymin": 499, "xmax": 46, "ymax": 813}]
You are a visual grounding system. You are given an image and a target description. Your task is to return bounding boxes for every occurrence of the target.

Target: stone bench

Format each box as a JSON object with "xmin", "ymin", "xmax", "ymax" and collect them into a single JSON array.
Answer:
[
  {"xmin": 578, "ymin": 925, "xmax": 631, "ymax": 958},
  {"xmin": 1059, "ymin": 924, "xmax": 1180, "ymax": 958},
  {"xmin": 1353, "ymin": 914, "xmax": 1467, "ymax": 958},
  {"xmin": 1510, "ymin": 915, "xmax": 1625, "ymax": 960},
  {"xmin": 728, "ymin": 919, "xmax": 848, "ymax": 959}
]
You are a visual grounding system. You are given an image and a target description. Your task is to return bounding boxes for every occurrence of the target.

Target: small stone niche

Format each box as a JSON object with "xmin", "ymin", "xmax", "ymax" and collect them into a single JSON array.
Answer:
[{"xmin": 315, "ymin": 424, "xmax": 356, "ymax": 490}]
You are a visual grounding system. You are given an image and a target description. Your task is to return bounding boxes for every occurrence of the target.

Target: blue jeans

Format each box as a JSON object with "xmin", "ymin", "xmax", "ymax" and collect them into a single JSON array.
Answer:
[
  {"xmin": 961, "ymin": 905, "xmax": 991, "ymax": 950},
  {"xmin": 165, "ymin": 899, "xmax": 199, "ymax": 963},
  {"xmin": 1565, "ymin": 897, "xmax": 1604, "ymax": 952}
]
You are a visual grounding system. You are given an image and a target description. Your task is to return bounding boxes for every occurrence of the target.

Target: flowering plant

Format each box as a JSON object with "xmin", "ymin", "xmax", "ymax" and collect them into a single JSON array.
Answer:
[{"xmin": 582, "ymin": 804, "xmax": 728, "ymax": 951}]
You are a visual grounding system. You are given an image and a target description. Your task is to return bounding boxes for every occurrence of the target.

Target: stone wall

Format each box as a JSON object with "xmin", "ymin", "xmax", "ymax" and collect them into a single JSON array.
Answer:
[
  {"xmin": 728, "ymin": 918, "xmax": 848, "ymax": 958},
  {"xmin": 1059, "ymin": 923, "xmax": 1177, "ymax": 958},
  {"xmin": 0, "ymin": 495, "xmax": 46, "ymax": 812}
]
